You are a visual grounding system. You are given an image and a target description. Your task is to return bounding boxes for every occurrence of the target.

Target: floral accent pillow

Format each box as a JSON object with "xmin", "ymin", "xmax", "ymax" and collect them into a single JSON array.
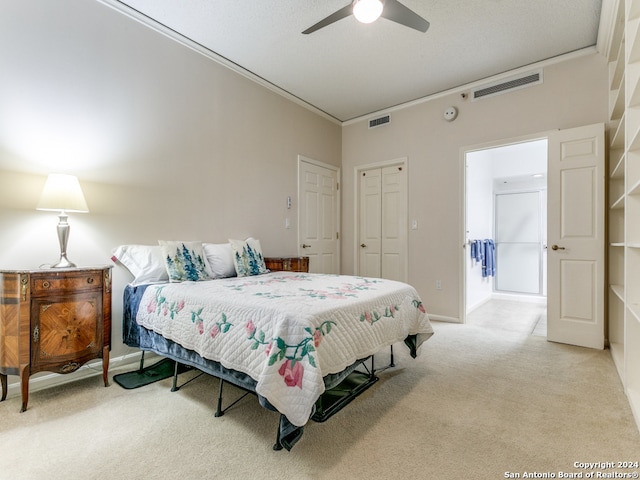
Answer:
[
  {"xmin": 229, "ymin": 237, "xmax": 269, "ymax": 277},
  {"xmin": 159, "ymin": 240, "xmax": 211, "ymax": 282}
]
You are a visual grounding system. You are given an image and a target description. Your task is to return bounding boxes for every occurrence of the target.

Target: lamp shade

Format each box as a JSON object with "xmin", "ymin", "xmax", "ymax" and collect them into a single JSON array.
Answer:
[
  {"xmin": 353, "ymin": 0, "xmax": 383, "ymax": 24},
  {"xmin": 37, "ymin": 174, "xmax": 89, "ymax": 213}
]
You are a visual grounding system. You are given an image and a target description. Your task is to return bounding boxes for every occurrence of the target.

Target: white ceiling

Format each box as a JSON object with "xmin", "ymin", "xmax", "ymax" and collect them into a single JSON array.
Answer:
[{"xmin": 109, "ymin": 0, "xmax": 605, "ymax": 123}]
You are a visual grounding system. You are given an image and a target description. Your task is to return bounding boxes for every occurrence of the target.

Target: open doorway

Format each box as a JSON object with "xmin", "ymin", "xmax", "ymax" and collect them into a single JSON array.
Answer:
[{"xmin": 463, "ymin": 138, "xmax": 547, "ymax": 336}]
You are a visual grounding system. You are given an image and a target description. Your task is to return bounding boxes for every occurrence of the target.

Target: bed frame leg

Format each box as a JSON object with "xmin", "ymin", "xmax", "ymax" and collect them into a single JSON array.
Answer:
[
  {"xmin": 212, "ymin": 380, "xmax": 250, "ymax": 418},
  {"xmin": 370, "ymin": 345, "xmax": 396, "ymax": 375},
  {"xmin": 273, "ymin": 426, "xmax": 284, "ymax": 451},
  {"xmin": 214, "ymin": 380, "xmax": 224, "ymax": 417},
  {"xmin": 171, "ymin": 360, "xmax": 180, "ymax": 392},
  {"xmin": 138, "ymin": 351, "xmax": 145, "ymax": 373}
]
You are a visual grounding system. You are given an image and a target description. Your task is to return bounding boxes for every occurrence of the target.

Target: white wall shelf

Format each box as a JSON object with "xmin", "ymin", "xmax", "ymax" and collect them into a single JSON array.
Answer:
[
  {"xmin": 628, "ymin": 177, "xmax": 640, "ymax": 194},
  {"xmin": 607, "ymin": 0, "xmax": 640, "ymax": 433},
  {"xmin": 612, "ymin": 284, "xmax": 626, "ymax": 301},
  {"xmin": 612, "ymin": 115, "xmax": 626, "ymax": 148},
  {"xmin": 612, "ymin": 151, "xmax": 626, "ymax": 178},
  {"xmin": 611, "ymin": 194, "xmax": 626, "ymax": 209}
]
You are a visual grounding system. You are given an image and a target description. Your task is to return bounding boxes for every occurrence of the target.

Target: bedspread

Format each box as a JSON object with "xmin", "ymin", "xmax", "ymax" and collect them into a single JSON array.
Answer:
[{"xmin": 135, "ymin": 272, "xmax": 433, "ymax": 426}]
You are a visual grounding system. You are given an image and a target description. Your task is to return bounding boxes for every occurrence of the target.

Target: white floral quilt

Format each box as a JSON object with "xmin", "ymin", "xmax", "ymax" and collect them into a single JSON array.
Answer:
[{"xmin": 136, "ymin": 272, "xmax": 434, "ymax": 426}]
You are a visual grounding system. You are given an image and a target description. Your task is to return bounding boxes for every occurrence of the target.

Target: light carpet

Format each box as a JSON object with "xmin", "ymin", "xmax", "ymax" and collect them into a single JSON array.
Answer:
[
  {"xmin": 466, "ymin": 299, "xmax": 547, "ymax": 336},
  {"xmin": 1, "ymin": 321, "xmax": 638, "ymax": 480}
]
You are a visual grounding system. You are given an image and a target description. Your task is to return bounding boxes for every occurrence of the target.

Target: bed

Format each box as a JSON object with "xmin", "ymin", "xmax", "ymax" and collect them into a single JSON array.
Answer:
[{"xmin": 115, "ymin": 241, "xmax": 434, "ymax": 450}]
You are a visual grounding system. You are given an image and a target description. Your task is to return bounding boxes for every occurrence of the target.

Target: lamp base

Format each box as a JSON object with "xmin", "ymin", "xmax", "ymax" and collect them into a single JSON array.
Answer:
[
  {"xmin": 51, "ymin": 255, "xmax": 76, "ymax": 269},
  {"xmin": 52, "ymin": 213, "xmax": 76, "ymax": 268}
]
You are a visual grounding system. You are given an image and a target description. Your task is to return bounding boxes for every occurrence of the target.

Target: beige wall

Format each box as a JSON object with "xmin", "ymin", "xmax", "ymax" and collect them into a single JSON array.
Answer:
[
  {"xmin": 0, "ymin": 0, "xmax": 341, "ymax": 360},
  {"xmin": 341, "ymin": 53, "xmax": 609, "ymax": 321}
]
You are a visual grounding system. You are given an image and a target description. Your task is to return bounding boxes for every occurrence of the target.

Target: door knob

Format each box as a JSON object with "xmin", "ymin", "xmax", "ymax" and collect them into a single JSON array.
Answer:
[
  {"xmin": 551, "ymin": 244, "xmax": 565, "ymax": 251},
  {"xmin": 301, "ymin": 244, "xmax": 311, "ymax": 249},
  {"xmin": 360, "ymin": 243, "xmax": 367, "ymax": 248}
]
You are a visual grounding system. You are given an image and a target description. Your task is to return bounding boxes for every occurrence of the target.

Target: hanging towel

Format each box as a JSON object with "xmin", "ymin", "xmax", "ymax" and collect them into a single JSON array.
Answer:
[
  {"xmin": 470, "ymin": 240, "xmax": 483, "ymax": 262},
  {"xmin": 482, "ymin": 239, "xmax": 496, "ymax": 278}
]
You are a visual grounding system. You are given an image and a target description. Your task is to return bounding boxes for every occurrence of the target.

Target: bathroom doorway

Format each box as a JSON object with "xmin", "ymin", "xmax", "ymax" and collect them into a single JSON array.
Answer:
[{"xmin": 464, "ymin": 138, "xmax": 547, "ymax": 336}]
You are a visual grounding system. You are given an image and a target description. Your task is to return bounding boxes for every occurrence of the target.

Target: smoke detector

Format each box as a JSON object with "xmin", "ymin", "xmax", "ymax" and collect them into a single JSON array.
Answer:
[{"xmin": 444, "ymin": 106, "xmax": 458, "ymax": 121}]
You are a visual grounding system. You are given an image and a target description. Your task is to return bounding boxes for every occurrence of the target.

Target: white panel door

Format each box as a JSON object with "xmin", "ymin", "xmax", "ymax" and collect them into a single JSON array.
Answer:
[
  {"xmin": 298, "ymin": 158, "xmax": 339, "ymax": 274},
  {"xmin": 358, "ymin": 168, "xmax": 382, "ymax": 278},
  {"xmin": 547, "ymin": 123, "xmax": 605, "ymax": 349},
  {"xmin": 358, "ymin": 163, "xmax": 407, "ymax": 281},
  {"xmin": 381, "ymin": 165, "xmax": 407, "ymax": 281}
]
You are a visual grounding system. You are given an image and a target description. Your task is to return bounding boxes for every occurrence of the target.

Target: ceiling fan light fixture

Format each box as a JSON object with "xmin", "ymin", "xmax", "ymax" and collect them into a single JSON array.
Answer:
[{"xmin": 353, "ymin": 0, "xmax": 383, "ymax": 24}]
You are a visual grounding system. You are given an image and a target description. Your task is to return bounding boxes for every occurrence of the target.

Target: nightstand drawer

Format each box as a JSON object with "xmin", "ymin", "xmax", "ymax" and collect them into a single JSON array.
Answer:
[{"xmin": 31, "ymin": 271, "xmax": 103, "ymax": 296}]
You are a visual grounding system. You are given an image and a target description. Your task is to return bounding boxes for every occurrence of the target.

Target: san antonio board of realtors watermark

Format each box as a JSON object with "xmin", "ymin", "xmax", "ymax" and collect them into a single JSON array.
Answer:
[{"xmin": 504, "ymin": 461, "xmax": 639, "ymax": 479}]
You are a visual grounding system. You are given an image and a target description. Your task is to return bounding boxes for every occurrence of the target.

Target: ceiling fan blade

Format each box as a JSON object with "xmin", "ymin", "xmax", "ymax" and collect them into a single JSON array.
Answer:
[
  {"xmin": 380, "ymin": 0, "xmax": 430, "ymax": 33},
  {"xmin": 302, "ymin": 3, "xmax": 354, "ymax": 34}
]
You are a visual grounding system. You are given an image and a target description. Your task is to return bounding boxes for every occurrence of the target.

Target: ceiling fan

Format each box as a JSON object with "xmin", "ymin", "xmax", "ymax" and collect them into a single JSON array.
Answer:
[{"xmin": 302, "ymin": 0, "xmax": 429, "ymax": 35}]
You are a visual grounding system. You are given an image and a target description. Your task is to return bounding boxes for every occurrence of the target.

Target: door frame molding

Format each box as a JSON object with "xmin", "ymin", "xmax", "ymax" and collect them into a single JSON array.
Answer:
[
  {"xmin": 353, "ymin": 157, "xmax": 409, "ymax": 279},
  {"xmin": 459, "ymin": 131, "xmax": 552, "ymax": 324},
  {"xmin": 297, "ymin": 155, "xmax": 341, "ymax": 269}
]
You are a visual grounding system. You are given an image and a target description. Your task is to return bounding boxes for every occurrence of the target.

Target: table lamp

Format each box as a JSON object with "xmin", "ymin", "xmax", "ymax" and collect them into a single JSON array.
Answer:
[{"xmin": 36, "ymin": 173, "xmax": 89, "ymax": 268}]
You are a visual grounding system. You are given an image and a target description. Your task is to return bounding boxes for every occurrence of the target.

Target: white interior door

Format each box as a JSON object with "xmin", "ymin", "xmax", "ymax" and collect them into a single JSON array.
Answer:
[
  {"xmin": 298, "ymin": 157, "xmax": 339, "ymax": 274},
  {"xmin": 547, "ymin": 123, "xmax": 605, "ymax": 349},
  {"xmin": 357, "ymin": 162, "xmax": 407, "ymax": 281},
  {"xmin": 359, "ymin": 168, "xmax": 382, "ymax": 278},
  {"xmin": 381, "ymin": 165, "xmax": 408, "ymax": 281}
]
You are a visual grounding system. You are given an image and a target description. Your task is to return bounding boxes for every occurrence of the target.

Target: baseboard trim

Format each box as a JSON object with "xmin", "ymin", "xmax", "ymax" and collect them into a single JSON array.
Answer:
[
  {"xmin": 466, "ymin": 296, "xmax": 492, "ymax": 314},
  {"xmin": 428, "ymin": 314, "xmax": 461, "ymax": 323},
  {"xmin": 491, "ymin": 292, "xmax": 547, "ymax": 304},
  {"xmin": 2, "ymin": 350, "xmax": 159, "ymax": 401}
]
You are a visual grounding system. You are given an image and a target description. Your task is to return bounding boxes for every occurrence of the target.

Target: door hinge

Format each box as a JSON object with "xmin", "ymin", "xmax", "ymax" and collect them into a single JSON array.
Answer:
[
  {"xmin": 337, "ymin": 182, "xmax": 339, "ymax": 190},
  {"xmin": 336, "ymin": 232, "xmax": 339, "ymax": 240}
]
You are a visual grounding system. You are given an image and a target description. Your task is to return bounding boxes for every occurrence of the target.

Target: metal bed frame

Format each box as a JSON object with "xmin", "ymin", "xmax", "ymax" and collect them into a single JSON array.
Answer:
[{"xmin": 138, "ymin": 345, "xmax": 396, "ymax": 450}]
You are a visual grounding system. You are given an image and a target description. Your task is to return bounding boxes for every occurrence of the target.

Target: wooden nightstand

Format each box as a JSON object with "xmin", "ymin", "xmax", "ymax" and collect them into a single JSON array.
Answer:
[
  {"xmin": 0, "ymin": 266, "xmax": 112, "ymax": 412},
  {"xmin": 264, "ymin": 257, "xmax": 309, "ymax": 273}
]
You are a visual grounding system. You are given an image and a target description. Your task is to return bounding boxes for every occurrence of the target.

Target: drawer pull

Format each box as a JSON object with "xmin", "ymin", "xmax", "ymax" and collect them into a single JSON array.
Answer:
[
  {"xmin": 87, "ymin": 277, "xmax": 94, "ymax": 284},
  {"xmin": 42, "ymin": 281, "xmax": 50, "ymax": 289}
]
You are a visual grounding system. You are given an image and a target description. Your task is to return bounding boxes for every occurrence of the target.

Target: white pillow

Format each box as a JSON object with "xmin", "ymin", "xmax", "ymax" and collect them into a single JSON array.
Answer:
[
  {"xmin": 203, "ymin": 243, "xmax": 236, "ymax": 278},
  {"xmin": 111, "ymin": 245, "xmax": 169, "ymax": 286},
  {"xmin": 158, "ymin": 240, "xmax": 211, "ymax": 283},
  {"xmin": 229, "ymin": 237, "xmax": 269, "ymax": 277}
]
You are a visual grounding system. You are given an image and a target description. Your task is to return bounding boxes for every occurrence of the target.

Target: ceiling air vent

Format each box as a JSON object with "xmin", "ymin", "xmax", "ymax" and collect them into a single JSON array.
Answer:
[
  {"xmin": 369, "ymin": 114, "xmax": 390, "ymax": 129},
  {"xmin": 471, "ymin": 70, "xmax": 543, "ymax": 101}
]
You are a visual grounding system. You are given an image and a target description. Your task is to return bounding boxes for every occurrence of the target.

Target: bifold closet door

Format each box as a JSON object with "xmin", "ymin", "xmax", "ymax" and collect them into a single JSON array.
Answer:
[{"xmin": 358, "ymin": 165, "xmax": 407, "ymax": 281}]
